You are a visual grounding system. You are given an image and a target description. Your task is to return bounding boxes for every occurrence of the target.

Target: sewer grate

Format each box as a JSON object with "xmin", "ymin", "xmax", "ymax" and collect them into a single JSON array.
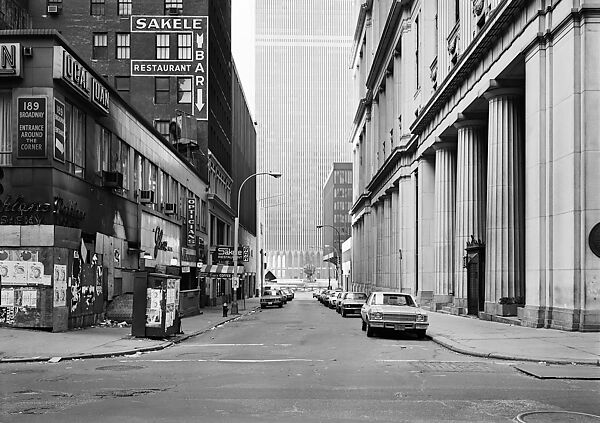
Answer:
[{"xmin": 411, "ymin": 361, "xmax": 498, "ymax": 372}]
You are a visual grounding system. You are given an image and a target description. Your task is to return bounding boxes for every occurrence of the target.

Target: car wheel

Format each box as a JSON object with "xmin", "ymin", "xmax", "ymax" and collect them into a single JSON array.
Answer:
[
  {"xmin": 278, "ymin": 303, "xmax": 283, "ymax": 308},
  {"xmin": 366, "ymin": 322, "xmax": 374, "ymax": 337},
  {"xmin": 341, "ymin": 310, "xmax": 346, "ymax": 317},
  {"xmin": 416, "ymin": 329, "xmax": 427, "ymax": 339},
  {"xmin": 261, "ymin": 305, "xmax": 266, "ymax": 309},
  {"xmin": 361, "ymin": 320, "xmax": 366, "ymax": 331}
]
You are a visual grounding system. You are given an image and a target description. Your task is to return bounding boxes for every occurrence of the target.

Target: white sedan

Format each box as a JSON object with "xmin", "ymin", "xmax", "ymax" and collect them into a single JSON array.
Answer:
[{"xmin": 360, "ymin": 292, "xmax": 428, "ymax": 338}]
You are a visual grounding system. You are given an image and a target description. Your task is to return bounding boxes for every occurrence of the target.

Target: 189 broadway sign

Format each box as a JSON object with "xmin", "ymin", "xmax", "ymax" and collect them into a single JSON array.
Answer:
[{"xmin": 17, "ymin": 97, "xmax": 47, "ymax": 158}]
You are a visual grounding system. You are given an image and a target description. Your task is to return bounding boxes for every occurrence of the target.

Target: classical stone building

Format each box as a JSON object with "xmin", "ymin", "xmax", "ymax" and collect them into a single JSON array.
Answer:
[{"xmin": 349, "ymin": 0, "xmax": 599, "ymax": 331}]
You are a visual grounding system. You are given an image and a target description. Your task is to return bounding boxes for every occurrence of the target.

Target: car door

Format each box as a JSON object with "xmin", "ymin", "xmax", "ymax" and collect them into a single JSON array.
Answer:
[{"xmin": 361, "ymin": 293, "xmax": 373, "ymax": 320}]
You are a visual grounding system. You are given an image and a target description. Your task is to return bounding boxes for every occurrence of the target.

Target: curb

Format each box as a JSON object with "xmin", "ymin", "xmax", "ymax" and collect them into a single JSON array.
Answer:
[
  {"xmin": 0, "ymin": 306, "xmax": 260, "ymax": 364},
  {"xmin": 429, "ymin": 334, "xmax": 600, "ymax": 366}
]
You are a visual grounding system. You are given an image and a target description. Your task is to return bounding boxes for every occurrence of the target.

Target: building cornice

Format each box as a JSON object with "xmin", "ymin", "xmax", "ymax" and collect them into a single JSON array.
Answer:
[
  {"xmin": 350, "ymin": 192, "xmax": 371, "ymax": 216},
  {"xmin": 410, "ymin": 0, "xmax": 526, "ymax": 135},
  {"xmin": 365, "ymin": 0, "xmax": 409, "ymax": 90},
  {"xmin": 350, "ymin": 0, "xmax": 372, "ymax": 68},
  {"xmin": 207, "ymin": 193, "xmax": 235, "ymax": 220}
]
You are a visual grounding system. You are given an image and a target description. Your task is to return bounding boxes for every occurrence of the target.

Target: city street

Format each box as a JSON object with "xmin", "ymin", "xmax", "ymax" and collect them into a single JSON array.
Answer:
[{"xmin": 1, "ymin": 292, "xmax": 599, "ymax": 423}]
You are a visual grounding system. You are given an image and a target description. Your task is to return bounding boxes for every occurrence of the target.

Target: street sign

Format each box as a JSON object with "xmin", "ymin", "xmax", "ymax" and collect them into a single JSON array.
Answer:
[{"xmin": 130, "ymin": 15, "xmax": 208, "ymax": 120}]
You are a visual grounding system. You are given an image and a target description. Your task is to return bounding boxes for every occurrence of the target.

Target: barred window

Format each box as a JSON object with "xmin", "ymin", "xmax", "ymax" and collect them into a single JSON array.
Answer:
[
  {"xmin": 156, "ymin": 34, "xmax": 170, "ymax": 59},
  {"xmin": 177, "ymin": 33, "xmax": 192, "ymax": 60},
  {"xmin": 154, "ymin": 120, "xmax": 170, "ymax": 138},
  {"xmin": 116, "ymin": 33, "xmax": 130, "ymax": 59},
  {"xmin": 117, "ymin": 0, "xmax": 131, "ymax": 16},
  {"xmin": 165, "ymin": 0, "xmax": 183, "ymax": 13}
]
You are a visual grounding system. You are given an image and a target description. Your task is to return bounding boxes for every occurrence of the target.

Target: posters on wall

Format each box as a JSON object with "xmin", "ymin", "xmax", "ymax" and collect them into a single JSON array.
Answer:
[
  {"xmin": 146, "ymin": 288, "xmax": 162, "ymax": 327},
  {"xmin": 53, "ymin": 264, "xmax": 67, "ymax": 307},
  {"xmin": 0, "ymin": 249, "xmax": 50, "ymax": 285}
]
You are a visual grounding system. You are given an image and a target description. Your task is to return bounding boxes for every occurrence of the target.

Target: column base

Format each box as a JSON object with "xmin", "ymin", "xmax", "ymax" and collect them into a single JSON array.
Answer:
[
  {"xmin": 416, "ymin": 291, "xmax": 434, "ymax": 310},
  {"xmin": 521, "ymin": 305, "xmax": 600, "ymax": 332},
  {"xmin": 433, "ymin": 294, "xmax": 454, "ymax": 311}
]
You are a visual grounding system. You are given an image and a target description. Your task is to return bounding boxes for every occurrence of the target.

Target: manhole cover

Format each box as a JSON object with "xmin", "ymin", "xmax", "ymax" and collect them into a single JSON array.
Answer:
[
  {"xmin": 95, "ymin": 365, "xmax": 145, "ymax": 371},
  {"xmin": 411, "ymin": 361, "xmax": 497, "ymax": 372},
  {"xmin": 516, "ymin": 411, "xmax": 600, "ymax": 422}
]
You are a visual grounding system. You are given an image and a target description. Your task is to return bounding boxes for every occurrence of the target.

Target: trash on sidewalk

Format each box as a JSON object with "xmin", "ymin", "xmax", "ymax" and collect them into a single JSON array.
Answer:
[
  {"xmin": 48, "ymin": 357, "xmax": 62, "ymax": 363},
  {"xmin": 97, "ymin": 320, "xmax": 131, "ymax": 328}
]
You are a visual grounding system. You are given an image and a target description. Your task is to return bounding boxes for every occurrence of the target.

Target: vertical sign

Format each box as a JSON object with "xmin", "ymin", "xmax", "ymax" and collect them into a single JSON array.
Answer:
[
  {"xmin": 54, "ymin": 99, "xmax": 65, "ymax": 162},
  {"xmin": 17, "ymin": 97, "xmax": 47, "ymax": 158},
  {"xmin": 130, "ymin": 16, "xmax": 208, "ymax": 120},
  {"xmin": 187, "ymin": 198, "xmax": 196, "ymax": 247}
]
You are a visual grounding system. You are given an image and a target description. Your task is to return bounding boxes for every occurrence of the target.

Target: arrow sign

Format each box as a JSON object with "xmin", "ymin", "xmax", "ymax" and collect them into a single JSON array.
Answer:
[
  {"xmin": 195, "ymin": 88, "xmax": 205, "ymax": 113},
  {"xmin": 196, "ymin": 33, "xmax": 204, "ymax": 49}
]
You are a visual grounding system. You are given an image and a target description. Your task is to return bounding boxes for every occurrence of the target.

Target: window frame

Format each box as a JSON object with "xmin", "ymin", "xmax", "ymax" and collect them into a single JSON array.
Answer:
[
  {"xmin": 92, "ymin": 32, "xmax": 108, "ymax": 60},
  {"xmin": 177, "ymin": 77, "xmax": 192, "ymax": 104},
  {"xmin": 177, "ymin": 33, "xmax": 192, "ymax": 60},
  {"xmin": 156, "ymin": 34, "xmax": 170, "ymax": 59},
  {"xmin": 116, "ymin": 33, "xmax": 131, "ymax": 60},
  {"xmin": 154, "ymin": 77, "xmax": 170, "ymax": 104},
  {"xmin": 117, "ymin": 0, "xmax": 132, "ymax": 16},
  {"xmin": 90, "ymin": 0, "xmax": 105, "ymax": 16}
]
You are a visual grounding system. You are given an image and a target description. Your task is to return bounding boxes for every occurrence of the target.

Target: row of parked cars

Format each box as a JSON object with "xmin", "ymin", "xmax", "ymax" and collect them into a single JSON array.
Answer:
[
  {"xmin": 315, "ymin": 288, "xmax": 429, "ymax": 338},
  {"xmin": 260, "ymin": 286, "xmax": 295, "ymax": 309}
]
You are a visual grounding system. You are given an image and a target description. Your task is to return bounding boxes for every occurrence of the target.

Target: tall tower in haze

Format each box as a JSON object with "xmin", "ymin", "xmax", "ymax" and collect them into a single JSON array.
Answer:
[{"xmin": 255, "ymin": 0, "xmax": 354, "ymax": 280}]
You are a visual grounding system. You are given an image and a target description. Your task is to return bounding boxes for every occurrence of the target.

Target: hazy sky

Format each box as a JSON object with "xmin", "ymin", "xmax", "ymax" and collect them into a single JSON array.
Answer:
[{"xmin": 231, "ymin": 0, "xmax": 256, "ymax": 117}]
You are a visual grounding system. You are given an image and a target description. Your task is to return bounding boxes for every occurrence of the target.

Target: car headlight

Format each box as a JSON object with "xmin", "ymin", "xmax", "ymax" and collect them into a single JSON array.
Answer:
[
  {"xmin": 416, "ymin": 314, "xmax": 428, "ymax": 322},
  {"xmin": 370, "ymin": 311, "xmax": 383, "ymax": 320}
]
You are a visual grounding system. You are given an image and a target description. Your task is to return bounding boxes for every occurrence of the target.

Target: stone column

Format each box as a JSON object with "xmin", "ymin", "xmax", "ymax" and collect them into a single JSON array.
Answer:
[
  {"xmin": 433, "ymin": 142, "xmax": 457, "ymax": 304},
  {"xmin": 453, "ymin": 119, "xmax": 487, "ymax": 309},
  {"xmin": 483, "ymin": 88, "xmax": 525, "ymax": 313}
]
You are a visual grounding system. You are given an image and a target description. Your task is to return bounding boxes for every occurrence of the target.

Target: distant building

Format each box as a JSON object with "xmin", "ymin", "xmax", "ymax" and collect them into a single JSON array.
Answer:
[
  {"xmin": 349, "ymin": 0, "xmax": 600, "ymax": 331},
  {"xmin": 321, "ymin": 162, "xmax": 352, "ymax": 283},
  {"xmin": 255, "ymin": 0, "xmax": 355, "ymax": 280}
]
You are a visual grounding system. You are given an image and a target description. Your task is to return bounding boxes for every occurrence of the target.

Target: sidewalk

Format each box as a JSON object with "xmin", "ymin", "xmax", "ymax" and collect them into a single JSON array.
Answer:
[
  {"xmin": 0, "ymin": 299, "xmax": 598, "ymax": 365},
  {"xmin": 427, "ymin": 312, "xmax": 600, "ymax": 365},
  {"xmin": 0, "ymin": 297, "xmax": 261, "ymax": 364}
]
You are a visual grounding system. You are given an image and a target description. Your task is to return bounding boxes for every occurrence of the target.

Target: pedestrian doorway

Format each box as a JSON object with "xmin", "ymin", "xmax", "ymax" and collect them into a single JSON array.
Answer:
[{"xmin": 464, "ymin": 237, "xmax": 485, "ymax": 316}]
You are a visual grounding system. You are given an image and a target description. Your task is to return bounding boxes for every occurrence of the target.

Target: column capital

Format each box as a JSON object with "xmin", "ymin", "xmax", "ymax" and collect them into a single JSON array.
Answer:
[
  {"xmin": 454, "ymin": 113, "xmax": 487, "ymax": 130},
  {"xmin": 433, "ymin": 138, "xmax": 457, "ymax": 151},
  {"xmin": 483, "ymin": 86, "xmax": 523, "ymax": 101}
]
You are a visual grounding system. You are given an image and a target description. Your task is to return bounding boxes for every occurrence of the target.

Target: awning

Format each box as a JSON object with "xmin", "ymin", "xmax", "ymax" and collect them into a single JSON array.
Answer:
[{"xmin": 199, "ymin": 264, "xmax": 245, "ymax": 276}]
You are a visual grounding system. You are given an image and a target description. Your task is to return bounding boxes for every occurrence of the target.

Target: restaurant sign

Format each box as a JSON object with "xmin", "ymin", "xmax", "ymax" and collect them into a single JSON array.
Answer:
[
  {"xmin": 213, "ymin": 245, "xmax": 250, "ymax": 263},
  {"xmin": 53, "ymin": 47, "xmax": 110, "ymax": 114}
]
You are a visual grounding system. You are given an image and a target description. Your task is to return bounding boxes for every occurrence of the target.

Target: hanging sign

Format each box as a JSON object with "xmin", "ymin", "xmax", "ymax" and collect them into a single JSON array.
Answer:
[
  {"xmin": 187, "ymin": 198, "xmax": 196, "ymax": 247},
  {"xmin": 54, "ymin": 98, "xmax": 65, "ymax": 162},
  {"xmin": 17, "ymin": 97, "xmax": 47, "ymax": 158}
]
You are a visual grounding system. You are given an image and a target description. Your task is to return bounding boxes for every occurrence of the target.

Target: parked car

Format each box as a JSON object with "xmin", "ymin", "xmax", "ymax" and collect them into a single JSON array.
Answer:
[
  {"xmin": 339, "ymin": 292, "xmax": 367, "ymax": 317},
  {"xmin": 360, "ymin": 292, "xmax": 428, "ymax": 338},
  {"xmin": 281, "ymin": 288, "xmax": 293, "ymax": 301},
  {"xmin": 327, "ymin": 289, "xmax": 343, "ymax": 308},
  {"xmin": 332, "ymin": 291, "xmax": 346, "ymax": 312},
  {"xmin": 260, "ymin": 289, "xmax": 285, "ymax": 309},
  {"xmin": 319, "ymin": 290, "xmax": 331, "ymax": 304}
]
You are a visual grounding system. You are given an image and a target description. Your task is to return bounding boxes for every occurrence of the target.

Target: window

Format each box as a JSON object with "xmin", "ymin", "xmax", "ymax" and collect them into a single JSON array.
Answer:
[
  {"xmin": 156, "ymin": 34, "xmax": 170, "ymax": 59},
  {"xmin": 120, "ymin": 141, "xmax": 129, "ymax": 190},
  {"xmin": 90, "ymin": 0, "xmax": 105, "ymax": 15},
  {"xmin": 116, "ymin": 33, "xmax": 130, "ymax": 59},
  {"xmin": 455, "ymin": 0, "xmax": 460, "ymax": 23},
  {"xmin": 65, "ymin": 102, "xmax": 86, "ymax": 177},
  {"xmin": 177, "ymin": 33, "xmax": 192, "ymax": 59},
  {"xmin": 117, "ymin": 0, "xmax": 131, "ymax": 16},
  {"xmin": 201, "ymin": 199, "xmax": 207, "ymax": 231},
  {"xmin": 92, "ymin": 32, "xmax": 107, "ymax": 60},
  {"xmin": 177, "ymin": 77, "xmax": 192, "ymax": 104},
  {"xmin": 115, "ymin": 76, "xmax": 130, "ymax": 93},
  {"xmin": 154, "ymin": 119, "xmax": 170, "ymax": 137},
  {"xmin": 0, "ymin": 91, "xmax": 12, "ymax": 165},
  {"xmin": 133, "ymin": 151, "xmax": 142, "ymax": 193},
  {"xmin": 155, "ymin": 77, "xmax": 170, "ymax": 104},
  {"xmin": 95, "ymin": 125, "xmax": 111, "ymax": 173},
  {"xmin": 165, "ymin": 0, "xmax": 183, "ymax": 13}
]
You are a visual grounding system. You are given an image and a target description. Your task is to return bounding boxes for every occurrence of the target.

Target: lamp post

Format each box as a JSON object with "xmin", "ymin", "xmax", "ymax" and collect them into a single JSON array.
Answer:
[
  {"xmin": 231, "ymin": 171, "xmax": 282, "ymax": 314},
  {"xmin": 317, "ymin": 224, "xmax": 342, "ymax": 290}
]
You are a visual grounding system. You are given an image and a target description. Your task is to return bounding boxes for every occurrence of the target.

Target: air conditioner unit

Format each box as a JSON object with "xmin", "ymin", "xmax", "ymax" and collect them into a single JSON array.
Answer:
[
  {"xmin": 139, "ymin": 190, "xmax": 155, "ymax": 204},
  {"xmin": 47, "ymin": 5, "xmax": 60, "ymax": 13},
  {"xmin": 164, "ymin": 203, "xmax": 176, "ymax": 215},
  {"xmin": 102, "ymin": 171, "xmax": 124, "ymax": 189}
]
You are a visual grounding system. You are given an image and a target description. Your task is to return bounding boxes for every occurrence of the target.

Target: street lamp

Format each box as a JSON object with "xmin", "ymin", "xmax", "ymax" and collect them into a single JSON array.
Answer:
[
  {"xmin": 231, "ymin": 171, "xmax": 282, "ymax": 314},
  {"xmin": 317, "ymin": 224, "xmax": 343, "ymax": 290}
]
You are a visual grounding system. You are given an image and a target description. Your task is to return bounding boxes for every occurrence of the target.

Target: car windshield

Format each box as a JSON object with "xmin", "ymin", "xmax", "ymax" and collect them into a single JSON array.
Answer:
[
  {"xmin": 375, "ymin": 294, "xmax": 415, "ymax": 306},
  {"xmin": 263, "ymin": 290, "xmax": 278, "ymax": 296},
  {"xmin": 346, "ymin": 293, "xmax": 367, "ymax": 300}
]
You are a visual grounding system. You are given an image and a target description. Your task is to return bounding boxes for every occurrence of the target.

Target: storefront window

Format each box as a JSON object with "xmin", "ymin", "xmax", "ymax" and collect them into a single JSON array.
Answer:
[
  {"xmin": 65, "ymin": 101, "xmax": 86, "ymax": 177},
  {"xmin": 120, "ymin": 141, "xmax": 129, "ymax": 191},
  {"xmin": 0, "ymin": 91, "xmax": 11, "ymax": 165}
]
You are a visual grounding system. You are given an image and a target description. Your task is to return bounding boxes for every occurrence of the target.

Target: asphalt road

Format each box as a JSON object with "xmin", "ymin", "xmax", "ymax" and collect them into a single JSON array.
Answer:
[{"xmin": 1, "ymin": 291, "xmax": 599, "ymax": 422}]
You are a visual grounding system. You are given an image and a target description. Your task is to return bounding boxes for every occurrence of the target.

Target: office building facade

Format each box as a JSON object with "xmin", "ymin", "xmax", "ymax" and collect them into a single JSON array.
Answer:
[
  {"xmin": 349, "ymin": 0, "xmax": 599, "ymax": 331},
  {"xmin": 255, "ymin": 0, "xmax": 355, "ymax": 280}
]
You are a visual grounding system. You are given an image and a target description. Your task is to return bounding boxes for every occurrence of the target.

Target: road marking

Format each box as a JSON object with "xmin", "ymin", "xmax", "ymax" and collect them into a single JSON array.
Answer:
[{"xmin": 121, "ymin": 358, "xmax": 323, "ymax": 363}]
